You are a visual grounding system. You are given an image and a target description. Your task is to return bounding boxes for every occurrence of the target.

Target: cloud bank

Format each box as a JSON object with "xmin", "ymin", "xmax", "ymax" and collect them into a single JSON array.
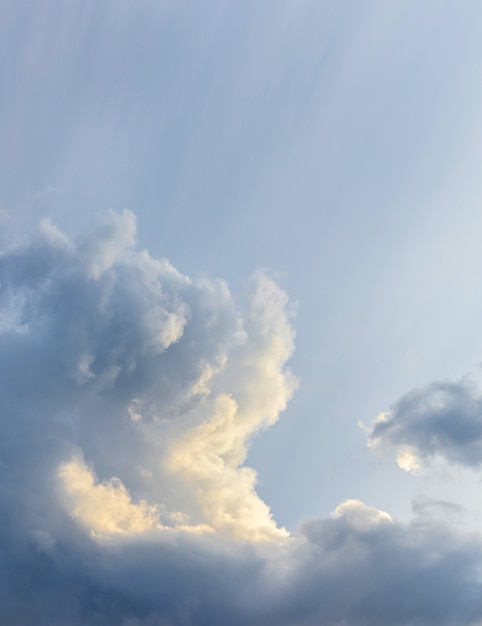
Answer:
[{"xmin": 2, "ymin": 211, "xmax": 482, "ymax": 624}]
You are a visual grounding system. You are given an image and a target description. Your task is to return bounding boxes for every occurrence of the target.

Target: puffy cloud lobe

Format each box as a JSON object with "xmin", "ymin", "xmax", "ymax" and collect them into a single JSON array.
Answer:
[
  {"xmin": 167, "ymin": 395, "xmax": 288, "ymax": 541},
  {"xmin": 58, "ymin": 457, "xmax": 162, "ymax": 535},
  {"xmin": 367, "ymin": 378, "xmax": 482, "ymax": 471},
  {"xmin": 166, "ymin": 272, "xmax": 297, "ymax": 541}
]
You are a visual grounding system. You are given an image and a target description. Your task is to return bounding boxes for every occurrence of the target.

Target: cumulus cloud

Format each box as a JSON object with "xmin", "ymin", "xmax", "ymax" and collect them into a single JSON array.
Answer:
[
  {"xmin": 0, "ymin": 209, "xmax": 296, "ymax": 542},
  {"xmin": 366, "ymin": 377, "xmax": 482, "ymax": 472},
  {"xmin": 3, "ymin": 211, "xmax": 482, "ymax": 625}
]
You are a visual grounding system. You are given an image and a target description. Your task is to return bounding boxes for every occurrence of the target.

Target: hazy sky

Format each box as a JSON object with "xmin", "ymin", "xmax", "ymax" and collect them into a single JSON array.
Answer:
[{"xmin": 2, "ymin": 1, "xmax": 482, "ymax": 624}]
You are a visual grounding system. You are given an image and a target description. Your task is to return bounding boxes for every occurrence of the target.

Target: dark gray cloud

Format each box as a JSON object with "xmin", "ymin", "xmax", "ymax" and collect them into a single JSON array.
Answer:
[
  {"xmin": 367, "ymin": 377, "xmax": 482, "ymax": 471},
  {"xmin": 2, "ymin": 501, "xmax": 482, "ymax": 625},
  {"xmin": 2, "ymin": 212, "xmax": 482, "ymax": 625}
]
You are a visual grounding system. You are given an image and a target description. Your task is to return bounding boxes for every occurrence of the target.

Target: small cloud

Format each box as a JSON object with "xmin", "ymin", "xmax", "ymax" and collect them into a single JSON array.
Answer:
[{"xmin": 365, "ymin": 377, "xmax": 482, "ymax": 471}]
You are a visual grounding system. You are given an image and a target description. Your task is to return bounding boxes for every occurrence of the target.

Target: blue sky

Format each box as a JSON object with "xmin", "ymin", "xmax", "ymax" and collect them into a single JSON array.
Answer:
[{"xmin": 3, "ymin": 1, "xmax": 482, "ymax": 624}]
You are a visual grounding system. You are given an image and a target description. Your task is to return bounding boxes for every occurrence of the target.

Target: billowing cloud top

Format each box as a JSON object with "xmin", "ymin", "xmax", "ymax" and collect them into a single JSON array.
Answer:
[
  {"xmin": 2, "ymin": 211, "xmax": 482, "ymax": 625},
  {"xmin": 0, "ymin": 209, "xmax": 297, "ymax": 542}
]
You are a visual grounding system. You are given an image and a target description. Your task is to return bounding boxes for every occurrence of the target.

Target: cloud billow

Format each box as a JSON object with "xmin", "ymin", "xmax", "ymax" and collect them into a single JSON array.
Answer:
[{"xmin": 0, "ymin": 209, "xmax": 298, "ymax": 541}]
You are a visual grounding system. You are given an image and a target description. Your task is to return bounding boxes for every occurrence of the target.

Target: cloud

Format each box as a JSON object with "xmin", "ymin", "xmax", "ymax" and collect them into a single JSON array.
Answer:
[
  {"xmin": 366, "ymin": 376, "xmax": 482, "ymax": 472},
  {"xmin": 3, "ymin": 211, "xmax": 482, "ymax": 624},
  {"xmin": 0, "ymin": 209, "xmax": 295, "ymax": 542},
  {"xmin": 292, "ymin": 501, "xmax": 482, "ymax": 626},
  {"xmin": 166, "ymin": 271, "xmax": 297, "ymax": 541},
  {"xmin": 2, "ymin": 498, "xmax": 482, "ymax": 625}
]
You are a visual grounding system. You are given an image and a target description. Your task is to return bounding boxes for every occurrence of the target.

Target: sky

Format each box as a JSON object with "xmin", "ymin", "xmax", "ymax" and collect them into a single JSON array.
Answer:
[{"xmin": 2, "ymin": 1, "xmax": 482, "ymax": 624}]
